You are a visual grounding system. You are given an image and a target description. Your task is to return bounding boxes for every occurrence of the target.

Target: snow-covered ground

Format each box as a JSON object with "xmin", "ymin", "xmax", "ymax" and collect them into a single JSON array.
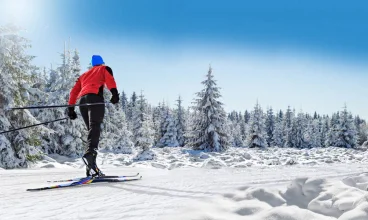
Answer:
[
  {"xmin": 2, "ymin": 147, "xmax": 368, "ymax": 220},
  {"xmin": 36, "ymin": 147, "xmax": 368, "ymax": 170}
]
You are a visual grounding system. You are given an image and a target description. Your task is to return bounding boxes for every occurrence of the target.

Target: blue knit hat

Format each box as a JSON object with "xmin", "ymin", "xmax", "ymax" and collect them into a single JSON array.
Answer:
[{"xmin": 91, "ymin": 55, "xmax": 105, "ymax": 66}]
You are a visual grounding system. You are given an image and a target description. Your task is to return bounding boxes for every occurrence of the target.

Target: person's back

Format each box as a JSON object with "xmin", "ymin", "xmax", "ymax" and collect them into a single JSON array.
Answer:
[{"xmin": 68, "ymin": 55, "xmax": 119, "ymax": 177}]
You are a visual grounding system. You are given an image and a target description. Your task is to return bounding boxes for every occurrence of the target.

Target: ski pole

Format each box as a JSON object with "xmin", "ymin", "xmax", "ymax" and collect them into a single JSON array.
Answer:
[
  {"xmin": 5, "ymin": 102, "xmax": 110, "ymax": 111},
  {"xmin": 0, "ymin": 117, "xmax": 69, "ymax": 134}
]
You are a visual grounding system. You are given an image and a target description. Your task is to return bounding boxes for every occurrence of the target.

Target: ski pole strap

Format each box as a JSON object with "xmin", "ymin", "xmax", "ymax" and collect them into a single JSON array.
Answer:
[
  {"xmin": 0, "ymin": 117, "xmax": 69, "ymax": 135},
  {"xmin": 6, "ymin": 102, "xmax": 110, "ymax": 111}
]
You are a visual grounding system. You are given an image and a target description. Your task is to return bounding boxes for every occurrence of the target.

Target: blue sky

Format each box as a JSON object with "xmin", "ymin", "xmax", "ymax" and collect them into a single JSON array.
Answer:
[{"xmin": 1, "ymin": 0, "xmax": 368, "ymax": 118}]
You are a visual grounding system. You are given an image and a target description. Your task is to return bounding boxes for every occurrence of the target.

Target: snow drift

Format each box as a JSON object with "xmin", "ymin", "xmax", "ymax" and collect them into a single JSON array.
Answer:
[{"xmin": 168, "ymin": 173, "xmax": 368, "ymax": 220}]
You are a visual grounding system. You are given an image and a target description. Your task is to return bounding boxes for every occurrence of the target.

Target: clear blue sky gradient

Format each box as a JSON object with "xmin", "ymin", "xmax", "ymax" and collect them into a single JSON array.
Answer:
[
  {"xmin": 1, "ymin": 0, "xmax": 368, "ymax": 118},
  {"xmin": 64, "ymin": 0, "xmax": 368, "ymax": 58}
]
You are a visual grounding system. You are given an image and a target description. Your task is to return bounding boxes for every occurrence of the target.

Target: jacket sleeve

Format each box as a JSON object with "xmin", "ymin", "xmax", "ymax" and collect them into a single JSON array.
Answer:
[
  {"xmin": 68, "ymin": 78, "xmax": 82, "ymax": 105},
  {"xmin": 104, "ymin": 66, "xmax": 117, "ymax": 90}
]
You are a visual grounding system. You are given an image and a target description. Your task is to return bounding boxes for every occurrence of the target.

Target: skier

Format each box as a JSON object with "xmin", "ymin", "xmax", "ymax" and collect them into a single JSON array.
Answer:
[{"xmin": 67, "ymin": 55, "xmax": 119, "ymax": 177}]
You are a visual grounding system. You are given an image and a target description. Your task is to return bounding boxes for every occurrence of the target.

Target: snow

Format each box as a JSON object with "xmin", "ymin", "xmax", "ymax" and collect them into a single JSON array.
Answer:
[
  {"xmin": 169, "ymin": 173, "xmax": 368, "ymax": 220},
  {"xmin": 32, "ymin": 147, "xmax": 368, "ymax": 170},
  {"xmin": 2, "ymin": 147, "xmax": 368, "ymax": 220}
]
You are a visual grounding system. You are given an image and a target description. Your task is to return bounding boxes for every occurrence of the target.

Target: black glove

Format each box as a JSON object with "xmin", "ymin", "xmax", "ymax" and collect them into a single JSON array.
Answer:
[
  {"xmin": 67, "ymin": 107, "xmax": 77, "ymax": 120},
  {"xmin": 110, "ymin": 88, "xmax": 120, "ymax": 104}
]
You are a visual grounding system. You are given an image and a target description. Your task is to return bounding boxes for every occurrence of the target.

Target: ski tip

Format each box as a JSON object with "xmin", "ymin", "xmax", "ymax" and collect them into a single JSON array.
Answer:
[{"xmin": 27, "ymin": 188, "xmax": 41, "ymax": 192}]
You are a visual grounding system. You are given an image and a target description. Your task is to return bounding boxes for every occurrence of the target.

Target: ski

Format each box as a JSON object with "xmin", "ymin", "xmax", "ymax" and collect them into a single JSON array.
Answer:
[
  {"xmin": 27, "ymin": 176, "xmax": 142, "ymax": 192},
  {"xmin": 47, "ymin": 173, "xmax": 140, "ymax": 183},
  {"xmin": 92, "ymin": 176, "xmax": 142, "ymax": 183},
  {"xmin": 28, "ymin": 177, "xmax": 94, "ymax": 191}
]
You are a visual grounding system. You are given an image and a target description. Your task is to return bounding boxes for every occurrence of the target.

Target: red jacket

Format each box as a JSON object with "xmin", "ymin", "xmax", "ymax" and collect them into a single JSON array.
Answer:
[{"xmin": 68, "ymin": 65, "xmax": 117, "ymax": 105}]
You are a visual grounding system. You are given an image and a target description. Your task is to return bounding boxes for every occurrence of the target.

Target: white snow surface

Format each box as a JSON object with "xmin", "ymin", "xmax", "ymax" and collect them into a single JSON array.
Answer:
[
  {"xmin": 35, "ymin": 147, "xmax": 368, "ymax": 170},
  {"xmin": 2, "ymin": 147, "xmax": 368, "ymax": 220}
]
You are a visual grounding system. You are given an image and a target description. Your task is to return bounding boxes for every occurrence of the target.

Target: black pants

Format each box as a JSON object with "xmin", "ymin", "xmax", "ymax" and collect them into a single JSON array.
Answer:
[{"xmin": 79, "ymin": 94, "xmax": 105, "ymax": 154}]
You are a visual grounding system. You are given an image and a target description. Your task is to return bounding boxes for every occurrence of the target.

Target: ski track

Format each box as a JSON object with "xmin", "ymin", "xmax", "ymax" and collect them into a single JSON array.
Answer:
[{"xmin": 1, "ymin": 163, "xmax": 368, "ymax": 220}]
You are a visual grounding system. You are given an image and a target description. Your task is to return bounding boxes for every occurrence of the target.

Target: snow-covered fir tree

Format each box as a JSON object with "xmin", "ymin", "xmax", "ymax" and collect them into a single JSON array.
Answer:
[
  {"xmin": 244, "ymin": 110, "xmax": 250, "ymax": 124},
  {"xmin": 307, "ymin": 119, "xmax": 322, "ymax": 148},
  {"xmin": 184, "ymin": 107, "xmax": 194, "ymax": 146},
  {"xmin": 175, "ymin": 96, "xmax": 187, "ymax": 146},
  {"xmin": 157, "ymin": 109, "xmax": 179, "ymax": 147},
  {"xmin": 132, "ymin": 92, "xmax": 155, "ymax": 159},
  {"xmin": 290, "ymin": 111, "xmax": 308, "ymax": 148},
  {"xmin": 283, "ymin": 106, "xmax": 294, "ymax": 148},
  {"xmin": 265, "ymin": 107, "xmax": 275, "ymax": 146},
  {"xmin": 71, "ymin": 49, "xmax": 81, "ymax": 78},
  {"xmin": 272, "ymin": 110, "xmax": 284, "ymax": 147},
  {"xmin": 159, "ymin": 103, "xmax": 170, "ymax": 140},
  {"xmin": 230, "ymin": 121, "xmax": 244, "ymax": 147},
  {"xmin": 120, "ymin": 91, "xmax": 128, "ymax": 114},
  {"xmin": 152, "ymin": 103, "xmax": 163, "ymax": 145},
  {"xmin": 238, "ymin": 116, "xmax": 247, "ymax": 146},
  {"xmin": 355, "ymin": 116, "xmax": 368, "ymax": 145},
  {"xmin": 126, "ymin": 92, "xmax": 137, "ymax": 126},
  {"xmin": 0, "ymin": 25, "xmax": 48, "ymax": 168},
  {"xmin": 245, "ymin": 102, "xmax": 268, "ymax": 148},
  {"xmin": 334, "ymin": 106, "xmax": 357, "ymax": 148},
  {"xmin": 190, "ymin": 66, "xmax": 230, "ymax": 152},
  {"xmin": 321, "ymin": 116, "xmax": 329, "ymax": 147},
  {"xmin": 325, "ymin": 113, "xmax": 339, "ymax": 147}
]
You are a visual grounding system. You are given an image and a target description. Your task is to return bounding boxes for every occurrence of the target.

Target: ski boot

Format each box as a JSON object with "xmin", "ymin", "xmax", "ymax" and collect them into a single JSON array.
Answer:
[{"xmin": 82, "ymin": 150, "xmax": 105, "ymax": 177}]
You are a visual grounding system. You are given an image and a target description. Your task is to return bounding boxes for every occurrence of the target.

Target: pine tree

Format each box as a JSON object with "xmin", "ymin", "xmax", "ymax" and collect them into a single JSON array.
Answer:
[
  {"xmin": 151, "ymin": 104, "xmax": 162, "ymax": 145},
  {"xmin": 159, "ymin": 103, "xmax": 170, "ymax": 139},
  {"xmin": 265, "ymin": 107, "xmax": 275, "ymax": 146},
  {"xmin": 0, "ymin": 25, "xmax": 47, "ymax": 168},
  {"xmin": 71, "ymin": 49, "xmax": 81, "ymax": 78},
  {"xmin": 120, "ymin": 91, "xmax": 128, "ymax": 114},
  {"xmin": 308, "ymin": 119, "xmax": 322, "ymax": 148},
  {"xmin": 321, "ymin": 117, "xmax": 329, "ymax": 147},
  {"xmin": 290, "ymin": 112, "xmax": 308, "ymax": 148},
  {"xmin": 272, "ymin": 110, "xmax": 284, "ymax": 147},
  {"xmin": 283, "ymin": 106, "xmax": 294, "ymax": 148},
  {"xmin": 334, "ymin": 106, "xmax": 357, "ymax": 148},
  {"xmin": 228, "ymin": 111, "xmax": 237, "ymax": 122},
  {"xmin": 245, "ymin": 102, "xmax": 268, "ymax": 148},
  {"xmin": 132, "ymin": 92, "xmax": 154, "ymax": 154},
  {"xmin": 355, "ymin": 116, "xmax": 368, "ymax": 145},
  {"xmin": 244, "ymin": 110, "xmax": 251, "ymax": 124},
  {"xmin": 239, "ymin": 119, "xmax": 247, "ymax": 146},
  {"xmin": 126, "ymin": 92, "xmax": 137, "ymax": 123},
  {"xmin": 313, "ymin": 111, "xmax": 318, "ymax": 120},
  {"xmin": 358, "ymin": 122, "xmax": 368, "ymax": 146},
  {"xmin": 190, "ymin": 66, "xmax": 230, "ymax": 152},
  {"xmin": 272, "ymin": 121, "xmax": 283, "ymax": 147},
  {"xmin": 157, "ymin": 109, "xmax": 179, "ymax": 147},
  {"xmin": 230, "ymin": 121, "xmax": 244, "ymax": 147},
  {"xmin": 175, "ymin": 96, "xmax": 187, "ymax": 146},
  {"xmin": 184, "ymin": 107, "xmax": 194, "ymax": 145},
  {"xmin": 326, "ymin": 113, "xmax": 339, "ymax": 147}
]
